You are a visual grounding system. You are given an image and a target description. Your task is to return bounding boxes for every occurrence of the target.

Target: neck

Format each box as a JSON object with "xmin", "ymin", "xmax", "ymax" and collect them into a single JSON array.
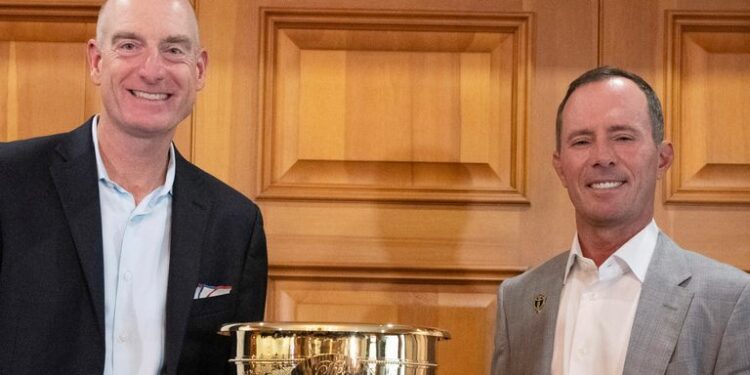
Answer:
[
  {"xmin": 576, "ymin": 217, "xmax": 651, "ymax": 267},
  {"xmin": 97, "ymin": 119, "xmax": 173, "ymax": 205}
]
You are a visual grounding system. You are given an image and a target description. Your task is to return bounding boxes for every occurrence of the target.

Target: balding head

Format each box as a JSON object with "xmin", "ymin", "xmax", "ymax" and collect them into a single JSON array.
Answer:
[
  {"xmin": 95, "ymin": 0, "xmax": 201, "ymax": 50},
  {"xmin": 87, "ymin": 0, "xmax": 208, "ymax": 138}
]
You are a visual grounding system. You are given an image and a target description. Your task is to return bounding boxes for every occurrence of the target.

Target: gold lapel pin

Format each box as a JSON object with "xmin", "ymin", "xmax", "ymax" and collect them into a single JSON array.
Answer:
[{"xmin": 533, "ymin": 293, "xmax": 546, "ymax": 314}]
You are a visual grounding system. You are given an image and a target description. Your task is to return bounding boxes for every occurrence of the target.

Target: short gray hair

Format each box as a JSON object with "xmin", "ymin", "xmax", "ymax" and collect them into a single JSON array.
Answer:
[{"xmin": 555, "ymin": 66, "xmax": 664, "ymax": 150}]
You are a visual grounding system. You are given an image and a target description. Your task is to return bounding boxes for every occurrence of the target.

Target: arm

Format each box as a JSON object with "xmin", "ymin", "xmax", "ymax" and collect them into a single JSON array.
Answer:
[
  {"xmin": 233, "ymin": 206, "xmax": 268, "ymax": 322},
  {"xmin": 491, "ymin": 282, "xmax": 511, "ymax": 375},
  {"xmin": 713, "ymin": 279, "xmax": 750, "ymax": 373}
]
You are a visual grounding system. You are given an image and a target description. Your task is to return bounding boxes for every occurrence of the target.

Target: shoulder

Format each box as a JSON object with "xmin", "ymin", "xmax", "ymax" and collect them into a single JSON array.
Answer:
[
  {"xmin": 0, "ymin": 133, "xmax": 65, "ymax": 166},
  {"xmin": 0, "ymin": 133, "xmax": 71, "ymax": 193},
  {"xmin": 660, "ymin": 233, "xmax": 750, "ymax": 296},
  {"xmin": 0, "ymin": 120, "xmax": 92, "ymax": 170},
  {"xmin": 175, "ymin": 156, "xmax": 260, "ymax": 216},
  {"xmin": 679, "ymin": 247, "xmax": 750, "ymax": 292},
  {"xmin": 502, "ymin": 251, "xmax": 568, "ymax": 295}
]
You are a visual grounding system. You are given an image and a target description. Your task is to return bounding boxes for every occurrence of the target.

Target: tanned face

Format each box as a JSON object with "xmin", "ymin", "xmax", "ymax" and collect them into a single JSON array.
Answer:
[{"xmin": 553, "ymin": 77, "xmax": 673, "ymax": 234}]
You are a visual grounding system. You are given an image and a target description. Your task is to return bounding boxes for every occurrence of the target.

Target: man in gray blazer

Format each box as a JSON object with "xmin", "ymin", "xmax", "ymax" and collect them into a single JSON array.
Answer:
[{"xmin": 491, "ymin": 67, "xmax": 750, "ymax": 375}]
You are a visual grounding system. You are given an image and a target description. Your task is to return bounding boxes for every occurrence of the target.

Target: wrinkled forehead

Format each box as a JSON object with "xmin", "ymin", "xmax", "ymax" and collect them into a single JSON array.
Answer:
[{"xmin": 96, "ymin": 0, "xmax": 200, "ymax": 47}]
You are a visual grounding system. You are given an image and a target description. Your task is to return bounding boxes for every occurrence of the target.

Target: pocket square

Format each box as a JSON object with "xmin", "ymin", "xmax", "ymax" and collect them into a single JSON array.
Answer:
[{"xmin": 194, "ymin": 284, "xmax": 232, "ymax": 299}]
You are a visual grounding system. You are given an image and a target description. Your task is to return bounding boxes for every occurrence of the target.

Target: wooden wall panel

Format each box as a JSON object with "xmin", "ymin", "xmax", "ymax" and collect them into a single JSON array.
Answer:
[
  {"xmin": 257, "ymin": 9, "xmax": 530, "ymax": 203},
  {"xmin": 267, "ymin": 269, "xmax": 501, "ymax": 375},
  {"xmin": 665, "ymin": 12, "xmax": 750, "ymax": 203},
  {"xmin": 0, "ymin": 14, "xmax": 97, "ymax": 141}
]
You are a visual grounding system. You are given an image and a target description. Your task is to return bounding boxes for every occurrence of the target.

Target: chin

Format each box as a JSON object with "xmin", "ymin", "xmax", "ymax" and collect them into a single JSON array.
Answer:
[{"xmin": 123, "ymin": 120, "xmax": 178, "ymax": 137}]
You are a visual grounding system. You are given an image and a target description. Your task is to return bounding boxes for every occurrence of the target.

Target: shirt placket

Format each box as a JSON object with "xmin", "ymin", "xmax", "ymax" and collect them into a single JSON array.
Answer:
[
  {"xmin": 112, "ymin": 197, "xmax": 155, "ymax": 373},
  {"xmin": 569, "ymin": 260, "xmax": 601, "ymax": 375}
]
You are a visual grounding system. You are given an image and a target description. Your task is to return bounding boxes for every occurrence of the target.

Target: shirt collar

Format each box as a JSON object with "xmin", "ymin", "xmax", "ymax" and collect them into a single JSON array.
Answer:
[
  {"xmin": 92, "ymin": 115, "xmax": 176, "ymax": 197},
  {"xmin": 562, "ymin": 219, "xmax": 659, "ymax": 284}
]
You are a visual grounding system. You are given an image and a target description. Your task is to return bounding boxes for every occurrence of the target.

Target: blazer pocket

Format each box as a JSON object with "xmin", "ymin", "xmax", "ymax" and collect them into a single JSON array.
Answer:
[{"xmin": 190, "ymin": 293, "xmax": 236, "ymax": 317}]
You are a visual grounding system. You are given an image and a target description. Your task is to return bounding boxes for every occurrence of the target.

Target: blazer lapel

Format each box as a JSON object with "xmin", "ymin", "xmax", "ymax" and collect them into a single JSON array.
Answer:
[
  {"xmin": 164, "ymin": 152, "xmax": 212, "ymax": 375},
  {"xmin": 532, "ymin": 255, "xmax": 566, "ymax": 375},
  {"xmin": 48, "ymin": 119, "xmax": 105, "ymax": 336},
  {"xmin": 512, "ymin": 252, "xmax": 567, "ymax": 375},
  {"xmin": 623, "ymin": 233, "xmax": 693, "ymax": 375}
]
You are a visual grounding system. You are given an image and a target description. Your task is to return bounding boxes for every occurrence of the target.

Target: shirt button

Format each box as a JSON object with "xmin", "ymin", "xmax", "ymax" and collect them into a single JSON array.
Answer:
[
  {"xmin": 118, "ymin": 332, "xmax": 129, "ymax": 342},
  {"xmin": 124, "ymin": 272, "xmax": 132, "ymax": 282},
  {"xmin": 577, "ymin": 347, "xmax": 588, "ymax": 357}
]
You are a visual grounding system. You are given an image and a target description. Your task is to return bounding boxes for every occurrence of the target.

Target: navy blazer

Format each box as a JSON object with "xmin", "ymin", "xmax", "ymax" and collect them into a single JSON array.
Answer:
[{"xmin": 0, "ymin": 119, "xmax": 268, "ymax": 374}]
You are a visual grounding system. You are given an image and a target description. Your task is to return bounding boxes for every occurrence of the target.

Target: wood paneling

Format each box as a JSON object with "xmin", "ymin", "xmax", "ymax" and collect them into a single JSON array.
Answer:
[
  {"xmin": 665, "ymin": 12, "xmax": 750, "ymax": 203},
  {"xmin": 0, "ymin": 4, "xmax": 98, "ymax": 141},
  {"xmin": 257, "ymin": 9, "xmax": 530, "ymax": 203},
  {"xmin": 4, "ymin": 1, "xmax": 749, "ymax": 373},
  {"xmin": 267, "ymin": 265, "xmax": 507, "ymax": 375}
]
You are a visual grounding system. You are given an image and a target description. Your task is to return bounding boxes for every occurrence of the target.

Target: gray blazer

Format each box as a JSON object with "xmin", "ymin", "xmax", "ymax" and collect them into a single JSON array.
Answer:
[{"xmin": 491, "ymin": 233, "xmax": 750, "ymax": 375}]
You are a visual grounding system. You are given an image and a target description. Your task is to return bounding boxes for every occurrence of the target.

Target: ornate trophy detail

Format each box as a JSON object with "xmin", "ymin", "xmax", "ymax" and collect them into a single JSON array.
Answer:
[{"xmin": 220, "ymin": 323, "xmax": 450, "ymax": 375}]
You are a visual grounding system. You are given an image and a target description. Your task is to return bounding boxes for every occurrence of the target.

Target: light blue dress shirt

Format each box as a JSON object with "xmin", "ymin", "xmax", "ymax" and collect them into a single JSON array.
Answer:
[{"xmin": 92, "ymin": 118, "xmax": 175, "ymax": 375}]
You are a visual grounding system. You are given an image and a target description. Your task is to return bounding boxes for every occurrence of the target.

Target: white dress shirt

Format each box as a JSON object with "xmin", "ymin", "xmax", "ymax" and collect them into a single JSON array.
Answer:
[
  {"xmin": 93, "ymin": 118, "xmax": 175, "ymax": 375},
  {"xmin": 551, "ymin": 220, "xmax": 659, "ymax": 375}
]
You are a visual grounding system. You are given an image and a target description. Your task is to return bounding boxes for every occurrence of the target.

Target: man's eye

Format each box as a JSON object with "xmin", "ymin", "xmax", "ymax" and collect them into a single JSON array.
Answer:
[
  {"xmin": 571, "ymin": 140, "xmax": 589, "ymax": 146},
  {"xmin": 116, "ymin": 42, "xmax": 138, "ymax": 52},
  {"xmin": 167, "ymin": 47, "xmax": 185, "ymax": 55}
]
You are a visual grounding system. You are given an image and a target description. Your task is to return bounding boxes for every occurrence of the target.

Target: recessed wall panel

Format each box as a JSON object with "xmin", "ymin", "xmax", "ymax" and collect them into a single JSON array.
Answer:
[
  {"xmin": 259, "ymin": 9, "xmax": 531, "ymax": 203},
  {"xmin": 666, "ymin": 12, "xmax": 750, "ymax": 203}
]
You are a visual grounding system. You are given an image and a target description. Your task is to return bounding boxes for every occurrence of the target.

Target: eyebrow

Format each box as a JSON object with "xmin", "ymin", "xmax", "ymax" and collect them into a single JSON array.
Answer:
[
  {"xmin": 163, "ymin": 35, "xmax": 193, "ymax": 51},
  {"xmin": 565, "ymin": 124, "xmax": 639, "ymax": 141},
  {"xmin": 110, "ymin": 31, "xmax": 141, "ymax": 44},
  {"xmin": 606, "ymin": 124, "xmax": 638, "ymax": 134},
  {"xmin": 565, "ymin": 129, "xmax": 594, "ymax": 141}
]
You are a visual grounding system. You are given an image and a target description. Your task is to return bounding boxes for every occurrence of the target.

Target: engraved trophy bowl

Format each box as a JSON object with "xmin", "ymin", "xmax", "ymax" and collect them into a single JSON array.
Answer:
[{"xmin": 219, "ymin": 322, "xmax": 451, "ymax": 375}]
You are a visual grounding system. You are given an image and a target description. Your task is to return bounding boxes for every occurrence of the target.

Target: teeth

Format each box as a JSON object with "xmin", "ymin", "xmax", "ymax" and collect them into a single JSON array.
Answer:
[
  {"xmin": 132, "ymin": 90, "xmax": 168, "ymax": 101},
  {"xmin": 591, "ymin": 181, "xmax": 623, "ymax": 189}
]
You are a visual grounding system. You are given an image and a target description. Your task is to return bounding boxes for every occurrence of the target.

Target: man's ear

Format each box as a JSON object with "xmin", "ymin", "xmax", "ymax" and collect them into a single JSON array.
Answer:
[
  {"xmin": 656, "ymin": 141, "xmax": 674, "ymax": 179},
  {"xmin": 552, "ymin": 150, "xmax": 568, "ymax": 188},
  {"xmin": 195, "ymin": 49, "xmax": 208, "ymax": 91},
  {"xmin": 87, "ymin": 39, "xmax": 103, "ymax": 86}
]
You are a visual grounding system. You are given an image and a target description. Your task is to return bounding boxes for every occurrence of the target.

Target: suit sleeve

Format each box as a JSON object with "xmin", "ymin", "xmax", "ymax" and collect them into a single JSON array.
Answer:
[
  {"xmin": 233, "ymin": 206, "xmax": 269, "ymax": 322},
  {"xmin": 713, "ymin": 279, "xmax": 750, "ymax": 373},
  {"xmin": 491, "ymin": 282, "xmax": 511, "ymax": 375}
]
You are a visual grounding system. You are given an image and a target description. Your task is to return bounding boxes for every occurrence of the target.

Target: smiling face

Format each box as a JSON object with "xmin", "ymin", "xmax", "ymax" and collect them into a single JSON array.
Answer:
[
  {"xmin": 87, "ymin": 0, "xmax": 207, "ymax": 139},
  {"xmin": 553, "ymin": 77, "xmax": 673, "ymax": 234}
]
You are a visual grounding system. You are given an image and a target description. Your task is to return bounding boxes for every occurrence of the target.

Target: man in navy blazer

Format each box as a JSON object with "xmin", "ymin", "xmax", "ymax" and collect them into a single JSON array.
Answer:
[{"xmin": 0, "ymin": 0, "xmax": 267, "ymax": 374}]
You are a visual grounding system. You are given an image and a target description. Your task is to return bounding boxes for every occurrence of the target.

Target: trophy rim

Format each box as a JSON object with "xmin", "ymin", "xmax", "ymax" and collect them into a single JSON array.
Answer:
[{"xmin": 218, "ymin": 321, "xmax": 451, "ymax": 339}]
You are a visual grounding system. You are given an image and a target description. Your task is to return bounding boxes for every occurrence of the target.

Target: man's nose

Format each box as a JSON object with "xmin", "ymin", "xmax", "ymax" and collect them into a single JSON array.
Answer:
[
  {"xmin": 590, "ymin": 141, "xmax": 616, "ymax": 167},
  {"xmin": 139, "ymin": 48, "xmax": 166, "ymax": 83}
]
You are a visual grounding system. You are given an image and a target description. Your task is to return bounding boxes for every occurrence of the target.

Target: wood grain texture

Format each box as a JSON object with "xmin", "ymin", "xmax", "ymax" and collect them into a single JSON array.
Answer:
[
  {"xmin": 257, "ymin": 8, "xmax": 531, "ymax": 203},
  {"xmin": 665, "ymin": 12, "xmax": 750, "ymax": 203},
  {"xmin": 267, "ymin": 268, "xmax": 505, "ymax": 375}
]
